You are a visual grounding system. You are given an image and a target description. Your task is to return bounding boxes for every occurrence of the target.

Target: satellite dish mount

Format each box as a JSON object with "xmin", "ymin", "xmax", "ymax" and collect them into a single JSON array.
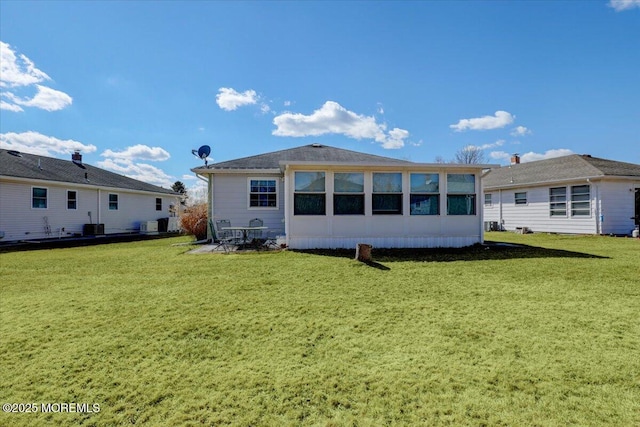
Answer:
[{"xmin": 191, "ymin": 145, "xmax": 211, "ymax": 166}]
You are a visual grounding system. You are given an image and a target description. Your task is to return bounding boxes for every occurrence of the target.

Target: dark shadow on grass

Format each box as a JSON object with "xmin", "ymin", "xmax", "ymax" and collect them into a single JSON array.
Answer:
[{"xmin": 293, "ymin": 241, "xmax": 609, "ymax": 264}]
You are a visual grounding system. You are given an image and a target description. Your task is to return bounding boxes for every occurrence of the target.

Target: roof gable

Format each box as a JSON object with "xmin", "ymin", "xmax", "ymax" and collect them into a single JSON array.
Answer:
[
  {"xmin": 0, "ymin": 149, "xmax": 177, "ymax": 195},
  {"xmin": 197, "ymin": 144, "xmax": 413, "ymax": 171},
  {"xmin": 484, "ymin": 154, "xmax": 640, "ymax": 188}
]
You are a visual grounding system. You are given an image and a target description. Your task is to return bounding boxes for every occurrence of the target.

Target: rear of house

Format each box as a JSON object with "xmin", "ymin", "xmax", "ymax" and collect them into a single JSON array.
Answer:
[
  {"xmin": 483, "ymin": 154, "xmax": 640, "ymax": 235},
  {"xmin": 193, "ymin": 144, "xmax": 496, "ymax": 249}
]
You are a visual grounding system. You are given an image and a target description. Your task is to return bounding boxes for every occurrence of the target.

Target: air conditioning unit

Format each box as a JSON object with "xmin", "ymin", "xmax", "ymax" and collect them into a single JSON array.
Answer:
[{"xmin": 140, "ymin": 221, "xmax": 158, "ymax": 233}]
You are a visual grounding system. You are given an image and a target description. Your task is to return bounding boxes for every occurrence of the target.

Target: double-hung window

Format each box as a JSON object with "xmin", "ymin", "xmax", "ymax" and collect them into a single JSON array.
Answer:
[
  {"xmin": 249, "ymin": 179, "xmax": 278, "ymax": 208},
  {"xmin": 515, "ymin": 192, "xmax": 527, "ymax": 205},
  {"xmin": 372, "ymin": 173, "xmax": 403, "ymax": 215},
  {"xmin": 334, "ymin": 173, "xmax": 364, "ymax": 215},
  {"xmin": 67, "ymin": 191, "xmax": 77, "ymax": 210},
  {"xmin": 447, "ymin": 174, "xmax": 476, "ymax": 215},
  {"xmin": 410, "ymin": 173, "xmax": 439, "ymax": 215},
  {"xmin": 549, "ymin": 187, "xmax": 567, "ymax": 217},
  {"xmin": 156, "ymin": 198, "xmax": 162, "ymax": 211},
  {"xmin": 294, "ymin": 172, "xmax": 326, "ymax": 215},
  {"xmin": 484, "ymin": 193, "xmax": 492, "ymax": 207},
  {"xmin": 109, "ymin": 193, "xmax": 119, "ymax": 210},
  {"xmin": 32, "ymin": 187, "xmax": 48, "ymax": 209},
  {"xmin": 571, "ymin": 185, "xmax": 591, "ymax": 217}
]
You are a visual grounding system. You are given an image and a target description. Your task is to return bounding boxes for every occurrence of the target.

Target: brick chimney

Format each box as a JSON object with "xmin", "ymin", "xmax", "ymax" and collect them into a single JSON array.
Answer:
[
  {"xmin": 72, "ymin": 150, "xmax": 82, "ymax": 164},
  {"xmin": 510, "ymin": 153, "xmax": 520, "ymax": 165}
]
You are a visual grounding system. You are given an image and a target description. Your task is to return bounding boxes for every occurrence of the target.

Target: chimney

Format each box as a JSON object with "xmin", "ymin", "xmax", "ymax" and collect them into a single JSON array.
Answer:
[
  {"xmin": 72, "ymin": 150, "xmax": 82, "ymax": 164},
  {"xmin": 510, "ymin": 154, "xmax": 520, "ymax": 165}
]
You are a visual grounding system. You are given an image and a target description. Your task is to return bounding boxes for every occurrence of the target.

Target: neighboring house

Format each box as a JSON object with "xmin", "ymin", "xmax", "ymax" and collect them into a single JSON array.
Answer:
[
  {"xmin": 191, "ymin": 144, "xmax": 495, "ymax": 249},
  {"xmin": 483, "ymin": 154, "xmax": 640, "ymax": 235},
  {"xmin": 0, "ymin": 149, "xmax": 181, "ymax": 242}
]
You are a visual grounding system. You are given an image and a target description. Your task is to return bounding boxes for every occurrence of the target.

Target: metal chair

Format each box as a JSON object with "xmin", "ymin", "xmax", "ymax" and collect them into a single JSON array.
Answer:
[
  {"xmin": 262, "ymin": 229, "xmax": 281, "ymax": 250},
  {"xmin": 248, "ymin": 218, "xmax": 263, "ymax": 241},
  {"xmin": 213, "ymin": 219, "xmax": 235, "ymax": 252}
]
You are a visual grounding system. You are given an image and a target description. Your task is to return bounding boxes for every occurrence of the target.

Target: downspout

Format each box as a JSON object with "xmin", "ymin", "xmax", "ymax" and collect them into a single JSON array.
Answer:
[
  {"xmin": 499, "ymin": 189, "xmax": 503, "ymax": 230},
  {"xmin": 283, "ymin": 164, "xmax": 290, "ymax": 248},
  {"xmin": 97, "ymin": 188, "xmax": 101, "ymax": 225},
  {"xmin": 593, "ymin": 181, "xmax": 601, "ymax": 235}
]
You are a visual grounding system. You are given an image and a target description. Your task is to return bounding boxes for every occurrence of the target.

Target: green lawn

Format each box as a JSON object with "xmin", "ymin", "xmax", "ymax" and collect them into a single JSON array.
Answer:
[{"xmin": 1, "ymin": 233, "xmax": 639, "ymax": 426}]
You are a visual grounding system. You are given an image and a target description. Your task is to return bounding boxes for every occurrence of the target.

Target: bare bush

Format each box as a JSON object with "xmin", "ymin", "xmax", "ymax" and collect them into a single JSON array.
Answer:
[{"xmin": 179, "ymin": 203, "xmax": 208, "ymax": 240}]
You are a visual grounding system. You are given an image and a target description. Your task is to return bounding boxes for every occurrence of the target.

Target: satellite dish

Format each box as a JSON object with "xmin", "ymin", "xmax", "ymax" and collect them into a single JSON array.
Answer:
[{"xmin": 191, "ymin": 145, "xmax": 211, "ymax": 166}]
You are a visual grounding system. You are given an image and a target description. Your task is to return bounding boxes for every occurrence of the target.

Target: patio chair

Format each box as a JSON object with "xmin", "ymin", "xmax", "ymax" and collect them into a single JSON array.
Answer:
[
  {"xmin": 262, "ymin": 229, "xmax": 282, "ymax": 250},
  {"xmin": 213, "ymin": 219, "xmax": 235, "ymax": 252},
  {"xmin": 247, "ymin": 218, "xmax": 263, "ymax": 241}
]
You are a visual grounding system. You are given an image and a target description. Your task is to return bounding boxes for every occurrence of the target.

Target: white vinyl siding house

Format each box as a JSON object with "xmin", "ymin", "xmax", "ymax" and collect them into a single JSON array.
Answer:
[
  {"xmin": 483, "ymin": 155, "xmax": 640, "ymax": 235},
  {"xmin": 193, "ymin": 144, "xmax": 495, "ymax": 249},
  {"xmin": 0, "ymin": 149, "xmax": 180, "ymax": 242}
]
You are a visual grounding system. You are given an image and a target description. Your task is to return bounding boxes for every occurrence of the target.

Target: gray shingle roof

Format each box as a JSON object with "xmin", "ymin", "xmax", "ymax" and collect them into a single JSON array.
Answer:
[
  {"xmin": 198, "ymin": 144, "xmax": 413, "ymax": 170},
  {"xmin": 0, "ymin": 149, "xmax": 177, "ymax": 195},
  {"xmin": 483, "ymin": 154, "xmax": 640, "ymax": 189}
]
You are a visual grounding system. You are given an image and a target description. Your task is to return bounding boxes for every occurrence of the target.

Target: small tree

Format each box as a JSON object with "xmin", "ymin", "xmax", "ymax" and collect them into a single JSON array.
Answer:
[
  {"xmin": 454, "ymin": 145, "xmax": 486, "ymax": 164},
  {"xmin": 179, "ymin": 203, "xmax": 208, "ymax": 241}
]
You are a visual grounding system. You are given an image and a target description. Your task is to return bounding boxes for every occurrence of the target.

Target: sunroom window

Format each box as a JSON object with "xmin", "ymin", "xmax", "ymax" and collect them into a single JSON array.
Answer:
[
  {"xmin": 447, "ymin": 174, "xmax": 476, "ymax": 215},
  {"xmin": 372, "ymin": 173, "xmax": 402, "ymax": 215},
  {"xmin": 333, "ymin": 173, "xmax": 364, "ymax": 215},
  {"xmin": 294, "ymin": 172, "xmax": 325, "ymax": 215},
  {"xmin": 410, "ymin": 173, "xmax": 439, "ymax": 215}
]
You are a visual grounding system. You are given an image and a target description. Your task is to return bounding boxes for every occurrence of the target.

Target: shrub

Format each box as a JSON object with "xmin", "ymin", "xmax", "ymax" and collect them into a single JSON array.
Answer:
[{"xmin": 179, "ymin": 203, "xmax": 208, "ymax": 240}]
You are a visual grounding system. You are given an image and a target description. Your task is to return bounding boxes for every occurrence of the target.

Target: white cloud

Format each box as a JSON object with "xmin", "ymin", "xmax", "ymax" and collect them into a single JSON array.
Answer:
[
  {"xmin": 521, "ymin": 149, "xmax": 574, "ymax": 163},
  {"xmin": 101, "ymin": 144, "xmax": 171, "ymax": 161},
  {"xmin": 510, "ymin": 126, "xmax": 531, "ymax": 137},
  {"xmin": 4, "ymin": 84, "xmax": 72, "ymax": 111},
  {"xmin": 215, "ymin": 87, "xmax": 258, "ymax": 111},
  {"xmin": 272, "ymin": 101, "xmax": 410, "ymax": 149},
  {"xmin": 0, "ymin": 131, "xmax": 96, "ymax": 156},
  {"xmin": 609, "ymin": 0, "xmax": 640, "ymax": 11},
  {"xmin": 474, "ymin": 139, "xmax": 505, "ymax": 150},
  {"xmin": 96, "ymin": 158, "xmax": 174, "ymax": 188},
  {"xmin": 283, "ymin": 100, "xmax": 292, "ymax": 107},
  {"xmin": 0, "ymin": 41, "xmax": 50, "ymax": 88},
  {"xmin": 489, "ymin": 151, "xmax": 511, "ymax": 161},
  {"xmin": 1, "ymin": 99, "xmax": 23, "ymax": 112},
  {"xmin": 0, "ymin": 41, "xmax": 73, "ymax": 112},
  {"xmin": 450, "ymin": 111, "xmax": 515, "ymax": 132}
]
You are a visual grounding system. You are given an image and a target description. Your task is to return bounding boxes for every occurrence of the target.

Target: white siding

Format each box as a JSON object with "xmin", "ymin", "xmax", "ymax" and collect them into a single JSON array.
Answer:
[
  {"xmin": 211, "ymin": 173, "xmax": 285, "ymax": 234},
  {"xmin": 0, "ymin": 178, "xmax": 178, "ymax": 241},
  {"xmin": 482, "ymin": 178, "xmax": 640, "ymax": 235},
  {"xmin": 598, "ymin": 180, "xmax": 638, "ymax": 235}
]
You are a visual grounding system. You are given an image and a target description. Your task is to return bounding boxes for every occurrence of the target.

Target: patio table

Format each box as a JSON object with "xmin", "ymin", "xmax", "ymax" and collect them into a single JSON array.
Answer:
[{"xmin": 221, "ymin": 226, "xmax": 268, "ymax": 247}]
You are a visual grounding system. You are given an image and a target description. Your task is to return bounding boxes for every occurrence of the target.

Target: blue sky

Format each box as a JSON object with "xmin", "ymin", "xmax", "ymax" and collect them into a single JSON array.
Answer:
[{"xmin": 1, "ymin": 1, "xmax": 639, "ymax": 197}]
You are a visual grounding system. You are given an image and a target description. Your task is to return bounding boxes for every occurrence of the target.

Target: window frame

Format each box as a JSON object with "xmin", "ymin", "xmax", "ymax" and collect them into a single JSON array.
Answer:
[
  {"xmin": 108, "ymin": 193, "xmax": 119, "ymax": 211},
  {"xmin": 514, "ymin": 191, "xmax": 528, "ymax": 205},
  {"xmin": 156, "ymin": 197, "xmax": 162, "ymax": 211},
  {"xmin": 67, "ymin": 190, "xmax": 77, "ymax": 210},
  {"xmin": 247, "ymin": 178, "xmax": 279, "ymax": 210},
  {"xmin": 32, "ymin": 186, "xmax": 48, "ymax": 209},
  {"xmin": 484, "ymin": 193, "xmax": 492, "ymax": 207},
  {"xmin": 446, "ymin": 174, "xmax": 476, "ymax": 216},
  {"xmin": 571, "ymin": 185, "xmax": 591, "ymax": 217},
  {"xmin": 549, "ymin": 187, "xmax": 567, "ymax": 217},
  {"xmin": 333, "ymin": 172, "xmax": 365, "ymax": 215},
  {"xmin": 372, "ymin": 172, "xmax": 403, "ymax": 215},
  {"xmin": 409, "ymin": 173, "xmax": 439, "ymax": 216},
  {"xmin": 294, "ymin": 171, "xmax": 326, "ymax": 216}
]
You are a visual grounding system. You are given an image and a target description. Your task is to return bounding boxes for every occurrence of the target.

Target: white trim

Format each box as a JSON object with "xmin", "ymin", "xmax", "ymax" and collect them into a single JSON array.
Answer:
[
  {"xmin": 66, "ymin": 189, "xmax": 78, "ymax": 210},
  {"xmin": 31, "ymin": 185, "xmax": 48, "ymax": 210},
  {"xmin": 108, "ymin": 193, "xmax": 119, "ymax": 211}
]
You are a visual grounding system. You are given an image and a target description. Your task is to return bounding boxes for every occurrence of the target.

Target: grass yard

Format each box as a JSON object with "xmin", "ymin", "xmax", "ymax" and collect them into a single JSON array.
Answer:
[{"xmin": 1, "ymin": 233, "xmax": 639, "ymax": 426}]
